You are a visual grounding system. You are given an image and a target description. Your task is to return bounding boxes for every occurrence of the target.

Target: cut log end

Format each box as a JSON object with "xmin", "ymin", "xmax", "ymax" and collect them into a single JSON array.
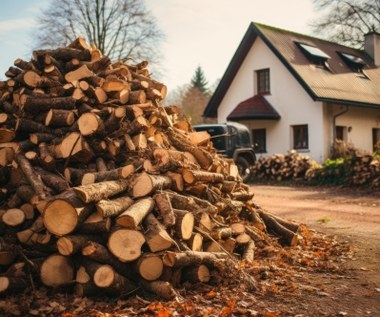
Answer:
[{"xmin": 108, "ymin": 229, "xmax": 145, "ymax": 262}]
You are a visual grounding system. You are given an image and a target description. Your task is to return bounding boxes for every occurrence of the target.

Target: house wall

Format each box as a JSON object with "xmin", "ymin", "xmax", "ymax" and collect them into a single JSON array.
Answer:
[
  {"xmin": 217, "ymin": 37, "xmax": 326, "ymax": 163},
  {"xmin": 324, "ymin": 103, "xmax": 380, "ymax": 153}
]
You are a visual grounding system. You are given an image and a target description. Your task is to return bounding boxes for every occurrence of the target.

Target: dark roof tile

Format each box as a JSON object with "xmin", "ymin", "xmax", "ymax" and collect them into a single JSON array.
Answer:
[{"xmin": 227, "ymin": 94, "xmax": 281, "ymax": 120}]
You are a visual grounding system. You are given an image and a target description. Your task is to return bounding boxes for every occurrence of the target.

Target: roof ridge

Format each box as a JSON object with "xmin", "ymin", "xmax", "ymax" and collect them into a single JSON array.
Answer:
[{"xmin": 252, "ymin": 21, "xmax": 364, "ymax": 54}]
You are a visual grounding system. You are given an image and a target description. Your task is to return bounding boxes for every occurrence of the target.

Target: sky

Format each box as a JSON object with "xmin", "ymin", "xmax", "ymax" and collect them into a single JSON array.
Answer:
[{"xmin": 0, "ymin": 0, "xmax": 317, "ymax": 93}]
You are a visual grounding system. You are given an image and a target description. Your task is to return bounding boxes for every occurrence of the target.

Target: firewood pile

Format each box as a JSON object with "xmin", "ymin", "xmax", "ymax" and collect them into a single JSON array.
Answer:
[
  {"xmin": 251, "ymin": 150, "xmax": 317, "ymax": 182},
  {"xmin": 0, "ymin": 37, "xmax": 301, "ymax": 299},
  {"xmin": 305, "ymin": 152, "xmax": 380, "ymax": 187}
]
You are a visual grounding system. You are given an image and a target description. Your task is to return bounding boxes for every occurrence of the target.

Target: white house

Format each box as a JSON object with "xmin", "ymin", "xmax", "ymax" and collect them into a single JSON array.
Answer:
[{"xmin": 203, "ymin": 22, "xmax": 380, "ymax": 163}]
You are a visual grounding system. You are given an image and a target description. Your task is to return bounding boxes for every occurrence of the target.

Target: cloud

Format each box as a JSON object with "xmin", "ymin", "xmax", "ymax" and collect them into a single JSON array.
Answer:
[{"xmin": 0, "ymin": 18, "xmax": 37, "ymax": 33}]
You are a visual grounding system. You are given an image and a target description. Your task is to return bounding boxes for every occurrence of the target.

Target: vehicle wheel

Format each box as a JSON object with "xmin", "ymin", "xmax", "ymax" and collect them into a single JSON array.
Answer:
[{"xmin": 235, "ymin": 156, "xmax": 252, "ymax": 183}]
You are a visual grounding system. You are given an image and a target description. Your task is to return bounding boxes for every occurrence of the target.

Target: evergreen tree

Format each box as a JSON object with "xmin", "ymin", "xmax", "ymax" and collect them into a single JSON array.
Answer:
[{"xmin": 191, "ymin": 66, "xmax": 209, "ymax": 94}]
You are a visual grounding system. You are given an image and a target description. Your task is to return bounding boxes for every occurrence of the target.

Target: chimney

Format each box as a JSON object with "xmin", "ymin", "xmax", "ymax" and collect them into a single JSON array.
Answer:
[{"xmin": 364, "ymin": 32, "xmax": 380, "ymax": 66}]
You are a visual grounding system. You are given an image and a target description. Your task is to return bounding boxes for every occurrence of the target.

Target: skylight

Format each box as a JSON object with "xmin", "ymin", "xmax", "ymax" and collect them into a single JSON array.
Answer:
[
  {"xmin": 297, "ymin": 43, "xmax": 330, "ymax": 61},
  {"xmin": 338, "ymin": 52, "xmax": 366, "ymax": 72}
]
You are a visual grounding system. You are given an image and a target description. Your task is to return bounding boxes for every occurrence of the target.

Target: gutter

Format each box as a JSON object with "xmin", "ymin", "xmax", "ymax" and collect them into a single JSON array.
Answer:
[{"xmin": 332, "ymin": 105, "xmax": 349, "ymax": 141}]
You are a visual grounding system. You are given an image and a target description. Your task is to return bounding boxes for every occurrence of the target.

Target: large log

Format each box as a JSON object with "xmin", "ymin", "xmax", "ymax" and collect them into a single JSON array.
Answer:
[
  {"xmin": 43, "ymin": 190, "xmax": 94, "ymax": 236},
  {"xmin": 38, "ymin": 254, "xmax": 75, "ymax": 287},
  {"xmin": 107, "ymin": 228, "xmax": 145, "ymax": 262},
  {"xmin": 136, "ymin": 253, "xmax": 164, "ymax": 281}
]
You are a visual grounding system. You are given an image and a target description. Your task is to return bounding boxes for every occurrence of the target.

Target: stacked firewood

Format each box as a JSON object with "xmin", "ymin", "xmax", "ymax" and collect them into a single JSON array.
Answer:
[
  {"xmin": 0, "ymin": 37, "xmax": 301, "ymax": 298},
  {"xmin": 305, "ymin": 152, "xmax": 380, "ymax": 187},
  {"xmin": 351, "ymin": 153, "xmax": 380, "ymax": 187},
  {"xmin": 251, "ymin": 150, "xmax": 317, "ymax": 181}
]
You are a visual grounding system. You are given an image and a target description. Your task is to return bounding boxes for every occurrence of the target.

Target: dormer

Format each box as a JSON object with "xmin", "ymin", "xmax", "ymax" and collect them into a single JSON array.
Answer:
[
  {"xmin": 337, "ymin": 51, "xmax": 367, "ymax": 73},
  {"xmin": 296, "ymin": 42, "xmax": 331, "ymax": 71}
]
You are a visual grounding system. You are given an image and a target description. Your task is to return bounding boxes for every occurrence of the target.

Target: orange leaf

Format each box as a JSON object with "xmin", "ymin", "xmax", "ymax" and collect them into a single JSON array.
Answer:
[
  {"xmin": 206, "ymin": 290, "xmax": 217, "ymax": 298},
  {"xmin": 156, "ymin": 309, "xmax": 170, "ymax": 317},
  {"xmin": 264, "ymin": 312, "xmax": 279, "ymax": 317},
  {"xmin": 220, "ymin": 306, "xmax": 232, "ymax": 316}
]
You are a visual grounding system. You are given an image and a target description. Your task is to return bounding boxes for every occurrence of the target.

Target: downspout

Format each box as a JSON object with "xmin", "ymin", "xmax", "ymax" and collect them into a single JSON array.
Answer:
[{"xmin": 332, "ymin": 105, "xmax": 349, "ymax": 142}]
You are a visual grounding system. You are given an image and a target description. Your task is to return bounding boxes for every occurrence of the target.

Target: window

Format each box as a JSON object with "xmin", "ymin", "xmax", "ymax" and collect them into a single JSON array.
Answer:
[
  {"xmin": 335, "ymin": 126, "xmax": 346, "ymax": 141},
  {"xmin": 256, "ymin": 69, "xmax": 270, "ymax": 94},
  {"xmin": 252, "ymin": 128, "xmax": 266, "ymax": 153},
  {"xmin": 292, "ymin": 125, "xmax": 308, "ymax": 149},
  {"xmin": 338, "ymin": 51, "xmax": 366, "ymax": 73},
  {"xmin": 373, "ymin": 128, "xmax": 380, "ymax": 151},
  {"xmin": 296, "ymin": 42, "xmax": 330, "ymax": 62}
]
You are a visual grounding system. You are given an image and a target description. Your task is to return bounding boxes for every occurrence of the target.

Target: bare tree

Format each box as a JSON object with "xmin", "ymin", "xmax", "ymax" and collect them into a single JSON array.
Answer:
[
  {"xmin": 311, "ymin": 0, "xmax": 380, "ymax": 48},
  {"xmin": 36, "ymin": 0, "xmax": 163, "ymax": 63}
]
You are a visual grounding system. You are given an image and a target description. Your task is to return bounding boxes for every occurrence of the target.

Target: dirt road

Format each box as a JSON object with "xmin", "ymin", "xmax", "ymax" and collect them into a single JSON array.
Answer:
[{"xmin": 251, "ymin": 185, "xmax": 380, "ymax": 316}]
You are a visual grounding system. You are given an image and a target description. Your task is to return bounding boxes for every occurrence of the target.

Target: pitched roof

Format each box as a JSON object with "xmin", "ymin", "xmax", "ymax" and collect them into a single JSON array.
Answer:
[
  {"xmin": 204, "ymin": 22, "xmax": 380, "ymax": 117},
  {"xmin": 226, "ymin": 94, "xmax": 280, "ymax": 121}
]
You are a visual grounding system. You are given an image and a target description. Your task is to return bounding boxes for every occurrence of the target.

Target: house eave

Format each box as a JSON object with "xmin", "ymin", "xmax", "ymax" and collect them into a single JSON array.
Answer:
[{"xmin": 316, "ymin": 97, "xmax": 380, "ymax": 110}]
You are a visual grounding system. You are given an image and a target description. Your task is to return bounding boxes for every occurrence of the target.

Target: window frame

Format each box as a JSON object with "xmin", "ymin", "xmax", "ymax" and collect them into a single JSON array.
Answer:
[
  {"xmin": 373, "ymin": 128, "xmax": 380, "ymax": 151},
  {"xmin": 292, "ymin": 124, "xmax": 309, "ymax": 150},
  {"xmin": 335, "ymin": 126, "xmax": 347, "ymax": 142},
  {"xmin": 252, "ymin": 128, "xmax": 267, "ymax": 153},
  {"xmin": 256, "ymin": 68, "xmax": 270, "ymax": 95}
]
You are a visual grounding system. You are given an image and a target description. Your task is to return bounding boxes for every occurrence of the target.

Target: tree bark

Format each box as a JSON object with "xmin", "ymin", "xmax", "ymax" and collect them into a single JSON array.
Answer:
[
  {"xmin": 143, "ymin": 213, "xmax": 173, "ymax": 252},
  {"xmin": 116, "ymin": 197, "xmax": 154, "ymax": 229}
]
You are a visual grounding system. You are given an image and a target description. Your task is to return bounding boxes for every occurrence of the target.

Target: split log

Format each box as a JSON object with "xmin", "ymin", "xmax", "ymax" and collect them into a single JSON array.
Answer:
[
  {"xmin": 186, "ymin": 233, "xmax": 203, "ymax": 251},
  {"xmin": 54, "ymin": 132, "xmax": 94, "ymax": 162},
  {"xmin": 153, "ymin": 192, "xmax": 176, "ymax": 227},
  {"xmin": 80, "ymin": 210, "xmax": 111, "ymax": 233},
  {"xmin": 132, "ymin": 173, "xmax": 172, "ymax": 198},
  {"xmin": 173, "ymin": 209, "xmax": 194, "ymax": 240},
  {"xmin": 116, "ymin": 197, "xmax": 154, "ymax": 229},
  {"xmin": 107, "ymin": 228, "xmax": 145, "ymax": 262},
  {"xmin": 143, "ymin": 213, "xmax": 174, "ymax": 252},
  {"xmin": 16, "ymin": 216, "xmax": 44, "ymax": 244},
  {"xmin": 236, "ymin": 233, "xmax": 251, "ymax": 245},
  {"xmin": 65, "ymin": 64, "xmax": 94, "ymax": 82},
  {"xmin": 242, "ymin": 240, "xmax": 255, "ymax": 262},
  {"xmin": 96, "ymin": 195, "xmax": 134, "ymax": 218}
]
